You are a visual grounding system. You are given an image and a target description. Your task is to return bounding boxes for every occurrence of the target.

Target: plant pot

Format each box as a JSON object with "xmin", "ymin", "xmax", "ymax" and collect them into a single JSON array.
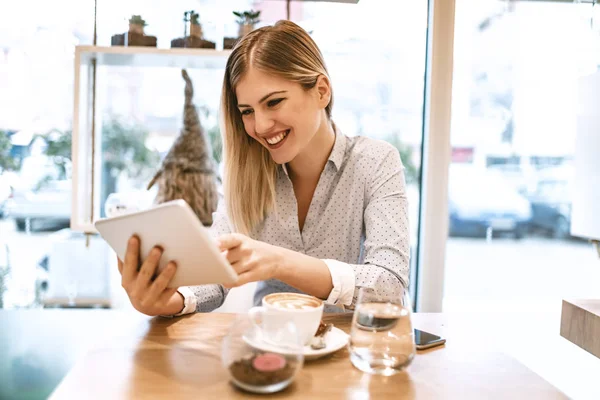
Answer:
[
  {"xmin": 112, "ymin": 32, "xmax": 157, "ymax": 47},
  {"xmin": 238, "ymin": 23, "xmax": 255, "ymax": 38},
  {"xmin": 171, "ymin": 36, "xmax": 216, "ymax": 49},
  {"xmin": 223, "ymin": 37, "xmax": 240, "ymax": 50},
  {"xmin": 129, "ymin": 23, "xmax": 144, "ymax": 35},
  {"xmin": 190, "ymin": 23, "xmax": 202, "ymax": 38}
]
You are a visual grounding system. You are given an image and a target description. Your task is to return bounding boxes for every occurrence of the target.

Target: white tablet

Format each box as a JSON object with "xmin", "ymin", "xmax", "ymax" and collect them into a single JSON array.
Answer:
[{"xmin": 94, "ymin": 199, "xmax": 237, "ymax": 288}]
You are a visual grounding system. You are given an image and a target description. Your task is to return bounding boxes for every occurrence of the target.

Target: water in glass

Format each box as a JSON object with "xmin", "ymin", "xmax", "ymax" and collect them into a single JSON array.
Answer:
[{"xmin": 349, "ymin": 288, "xmax": 415, "ymax": 375}]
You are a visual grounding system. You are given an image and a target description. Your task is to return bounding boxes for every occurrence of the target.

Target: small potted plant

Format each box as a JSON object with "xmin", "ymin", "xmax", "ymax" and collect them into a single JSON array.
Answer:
[
  {"xmin": 112, "ymin": 14, "xmax": 156, "ymax": 47},
  {"xmin": 128, "ymin": 15, "xmax": 147, "ymax": 35},
  {"xmin": 185, "ymin": 10, "xmax": 203, "ymax": 38},
  {"xmin": 171, "ymin": 10, "xmax": 215, "ymax": 49},
  {"xmin": 233, "ymin": 10, "xmax": 261, "ymax": 38}
]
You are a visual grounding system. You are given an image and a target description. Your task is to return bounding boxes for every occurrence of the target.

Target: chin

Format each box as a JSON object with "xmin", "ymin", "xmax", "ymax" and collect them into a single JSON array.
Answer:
[
  {"xmin": 270, "ymin": 151, "xmax": 295, "ymax": 165},
  {"xmin": 266, "ymin": 140, "xmax": 298, "ymax": 165}
]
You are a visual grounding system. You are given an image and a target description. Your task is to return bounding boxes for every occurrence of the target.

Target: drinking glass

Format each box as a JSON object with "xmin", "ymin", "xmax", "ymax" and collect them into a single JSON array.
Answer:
[
  {"xmin": 349, "ymin": 287, "xmax": 416, "ymax": 376},
  {"xmin": 222, "ymin": 311, "xmax": 304, "ymax": 394}
]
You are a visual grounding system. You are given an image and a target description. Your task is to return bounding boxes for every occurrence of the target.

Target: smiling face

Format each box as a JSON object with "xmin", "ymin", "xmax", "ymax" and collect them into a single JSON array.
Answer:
[{"xmin": 235, "ymin": 67, "xmax": 328, "ymax": 165}]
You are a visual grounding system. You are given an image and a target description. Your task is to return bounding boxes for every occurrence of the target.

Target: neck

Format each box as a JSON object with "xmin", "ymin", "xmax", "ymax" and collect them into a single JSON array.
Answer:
[{"xmin": 287, "ymin": 116, "xmax": 335, "ymax": 182}]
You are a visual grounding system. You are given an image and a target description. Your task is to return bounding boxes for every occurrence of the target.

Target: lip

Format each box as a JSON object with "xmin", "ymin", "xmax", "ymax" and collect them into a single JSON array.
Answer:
[
  {"xmin": 261, "ymin": 129, "xmax": 290, "ymax": 150},
  {"xmin": 260, "ymin": 129, "xmax": 288, "ymax": 140}
]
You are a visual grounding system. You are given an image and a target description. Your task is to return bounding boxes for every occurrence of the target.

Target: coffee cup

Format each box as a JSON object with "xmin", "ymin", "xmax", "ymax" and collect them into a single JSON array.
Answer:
[{"xmin": 248, "ymin": 292, "xmax": 324, "ymax": 346}]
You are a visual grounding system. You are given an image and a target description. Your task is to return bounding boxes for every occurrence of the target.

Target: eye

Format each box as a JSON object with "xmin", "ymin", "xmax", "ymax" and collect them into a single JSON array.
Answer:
[
  {"xmin": 240, "ymin": 109, "xmax": 253, "ymax": 116},
  {"xmin": 267, "ymin": 98, "xmax": 284, "ymax": 107}
]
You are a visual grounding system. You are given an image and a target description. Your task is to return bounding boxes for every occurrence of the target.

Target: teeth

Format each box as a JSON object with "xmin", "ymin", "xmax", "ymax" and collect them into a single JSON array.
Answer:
[{"xmin": 266, "ymin": 130, "xmax": 288, "ymax": 145}]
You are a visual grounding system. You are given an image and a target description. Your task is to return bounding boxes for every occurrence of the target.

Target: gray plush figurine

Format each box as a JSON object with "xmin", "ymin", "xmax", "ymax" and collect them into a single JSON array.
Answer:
[{"xmin": 147, "ymin": 69, "xmax": 219, "ymax": 226}]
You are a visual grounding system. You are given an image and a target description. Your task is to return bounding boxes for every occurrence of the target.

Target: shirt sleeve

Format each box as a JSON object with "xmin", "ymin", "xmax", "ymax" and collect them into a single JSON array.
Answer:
[
  {"xmin": 321, "ymin": 146, "xmax": 410, "ymax": 308},
  {"xmin": 173, "ymin": 199, "xmax": 233, "ymax": 315},
  {"xmin": 322, "ymin": 259, "xmax": 356, "ymax": 306}
]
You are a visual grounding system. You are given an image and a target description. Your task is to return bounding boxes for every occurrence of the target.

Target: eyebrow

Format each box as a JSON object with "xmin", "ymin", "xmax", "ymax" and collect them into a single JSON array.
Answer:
[{"xmin": 237, "ymin": 91, "xmax": 287, "ymax": 108}]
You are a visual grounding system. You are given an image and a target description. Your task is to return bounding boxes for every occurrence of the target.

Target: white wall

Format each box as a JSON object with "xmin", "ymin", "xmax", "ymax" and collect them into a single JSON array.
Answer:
[{"xmin": 571, "ymin": 70, "xmax": 600, "ymax": 241}]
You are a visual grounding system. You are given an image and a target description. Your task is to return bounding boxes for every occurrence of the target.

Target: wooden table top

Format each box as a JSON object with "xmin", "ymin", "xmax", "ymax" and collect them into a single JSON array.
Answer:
[
  {"xmin": 45, "ymin": 310, "xmax": 593, "ymax": 400},
  {"xmin": 0, "ymin": 310, "xmax": 142, "ymax": 400}
]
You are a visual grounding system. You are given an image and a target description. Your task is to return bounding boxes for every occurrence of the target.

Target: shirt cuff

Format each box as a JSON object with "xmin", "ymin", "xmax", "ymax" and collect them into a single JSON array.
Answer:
[
  {"xmin": 172, "ymin": 286, "xmax": 197, "ymax": 316},
  {"xmin": 322, "ymin": 259, "xmax": 355, "ymax": 306},
  {"xmin": 160, "ymin": 287, "xmax": 197, "ymax": 318}
]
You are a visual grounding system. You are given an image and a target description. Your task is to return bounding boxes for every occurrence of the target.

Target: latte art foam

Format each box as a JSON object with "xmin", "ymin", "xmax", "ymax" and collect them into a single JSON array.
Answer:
[{"xmin": 265, "ymin": 293, "xmax": 322, "ymax": 310}]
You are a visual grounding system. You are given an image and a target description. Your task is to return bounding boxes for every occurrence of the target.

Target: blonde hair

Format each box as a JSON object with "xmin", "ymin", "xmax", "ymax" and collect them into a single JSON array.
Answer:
[{"xmin": 221, "ymin": 20, "xmax": 334, "ymax": 235}]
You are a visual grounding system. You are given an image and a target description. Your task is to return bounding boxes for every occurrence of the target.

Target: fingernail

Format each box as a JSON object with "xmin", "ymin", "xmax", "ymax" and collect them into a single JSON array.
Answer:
[
  {"xmin": 129, "ymin": 236, "xmax": 137, "ymax": 246},
  {"xmin": 152, "ymin": 247, "xmax": 162, "ymax": 257}
]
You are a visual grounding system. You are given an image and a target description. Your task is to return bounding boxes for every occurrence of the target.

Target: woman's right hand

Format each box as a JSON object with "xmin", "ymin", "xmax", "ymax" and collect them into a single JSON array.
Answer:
[{"xmin": 117, "ymin": 236, "xmax": 184, "ymax": 316}]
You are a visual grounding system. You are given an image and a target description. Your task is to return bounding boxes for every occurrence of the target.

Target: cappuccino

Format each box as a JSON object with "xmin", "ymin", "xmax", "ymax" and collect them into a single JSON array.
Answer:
[
  {"xmin": 264, "ymin": 293, "xmax": 322, "ymax": 311},
  {"xmin": 252, "ymin": 292, "xmax": 325, "ymax": 345}
]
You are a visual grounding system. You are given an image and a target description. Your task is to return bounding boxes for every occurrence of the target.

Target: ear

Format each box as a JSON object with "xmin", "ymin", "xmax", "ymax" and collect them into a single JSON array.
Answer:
[{"xmin": 315, "ymin": 75, "xmax": 332, "ymax": 109}]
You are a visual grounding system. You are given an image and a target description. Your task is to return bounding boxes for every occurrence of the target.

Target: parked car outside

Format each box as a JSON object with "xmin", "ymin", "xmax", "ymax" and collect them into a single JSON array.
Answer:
[
  {"xmin": 526, "ymin": 166, "xmax": 573, "ymax": 239},
  {"xmin": 448, "ymin": 165, "xmax": 532, "ymax": 239},
  {"xmin": 0, "ymin": 178, "xmax": 12, "ymax": 219},
  {"xmin": 487, "ymin": 163, "xmax": 537, "ymax": 196},
  {"xmin": 0, "ymin": 172, "xmax": 18, "ymax": 219},
  {"xmin": 5, "ymin": 179, "xmax": 71, "ymax": 231}
]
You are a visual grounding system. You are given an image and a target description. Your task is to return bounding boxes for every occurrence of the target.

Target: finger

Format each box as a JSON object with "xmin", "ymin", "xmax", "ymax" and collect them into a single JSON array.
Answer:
[
  {"xmin": 231, "ymin": 259, "xmax": 252, "ymax": 275},
  {"xmin": 216, "ymin": 233, "xmax": 244, "ymax": 251},
  {"xmin": 230, "ymin": 270, "xmax": 259, "ymax": 287},
  {"xmin": 223, "ymin": 245, "xmax": 248, "ymax": 265},
  {"xmin": 122, "ymin": 236, "xmax": 140, "ymax": 285},
  {"xmin": 134, "ymin": 246, "xmax": 162, "ymax": 293},
  {"xmin": 117, "ymin": 256, "xmax": 123, "ymax": 275},
  {"xmin": 143, "ymin": 261, "xmax": 177, "ymax": 306},
  {"xmin": 157, "ymin": 287, "xmax": 179, "ymax": 308}
]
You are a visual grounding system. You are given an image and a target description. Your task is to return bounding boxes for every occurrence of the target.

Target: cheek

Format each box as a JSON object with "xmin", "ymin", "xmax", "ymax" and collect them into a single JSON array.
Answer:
[
  {"xmin": 283, "ymin": 106, "xmax": 308, "ymax": 131},
  {"xmin": 242, "ymin": 118, "xmax": 256, "ymax": 140},
  {"xmin": 294, "ymin": 104, "xmax": 320, "ymax": 136}
]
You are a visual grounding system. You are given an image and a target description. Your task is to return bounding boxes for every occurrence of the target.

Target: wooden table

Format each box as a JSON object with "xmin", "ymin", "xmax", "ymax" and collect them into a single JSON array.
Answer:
[
  {"xmin": 0, "ymin": 310, "xmax": 146, "ymax": 400},
  {"xmin": 561, "ymin": 299, "xmax": 600, "ymax": 359},
  {"xmin": 45, "ymin": 310, "xmax": 600, "ymax": 400}
]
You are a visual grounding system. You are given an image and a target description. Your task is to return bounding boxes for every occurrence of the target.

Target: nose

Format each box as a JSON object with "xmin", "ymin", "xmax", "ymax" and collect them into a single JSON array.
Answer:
[{"xmin": 254, "ymin": 111, "xmax": 275, "ymax": 136}]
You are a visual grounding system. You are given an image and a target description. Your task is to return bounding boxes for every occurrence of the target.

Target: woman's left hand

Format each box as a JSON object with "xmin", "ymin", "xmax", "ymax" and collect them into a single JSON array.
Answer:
[{"xmin": 216, "ymin": 233, "xmax": 284, "ymax": 288}]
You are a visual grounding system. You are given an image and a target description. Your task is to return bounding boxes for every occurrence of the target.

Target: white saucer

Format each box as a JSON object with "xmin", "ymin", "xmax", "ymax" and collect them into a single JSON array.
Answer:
[{"xmin": 243, "ymin": 327, "xmax": 349, "ymax": 361}]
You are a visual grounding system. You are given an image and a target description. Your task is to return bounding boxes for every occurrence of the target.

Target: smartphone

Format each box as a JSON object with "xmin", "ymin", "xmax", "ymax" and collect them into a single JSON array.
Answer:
[{"xmin": 414, "ymin": 329, "xmax": 446, "ymax": 350}]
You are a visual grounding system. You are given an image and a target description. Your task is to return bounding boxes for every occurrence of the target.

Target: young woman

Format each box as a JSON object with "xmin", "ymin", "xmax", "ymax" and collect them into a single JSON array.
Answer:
[{"xmin": 117, "ymin": 20, "xmax": 410, "ymax": 316}]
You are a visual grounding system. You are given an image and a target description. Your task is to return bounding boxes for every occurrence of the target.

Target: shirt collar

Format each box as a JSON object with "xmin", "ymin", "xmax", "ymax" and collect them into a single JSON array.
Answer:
[
  {"xmin": 280, "ymin": 127, "xmax": 346, "ymax": 176},
  {"xmin": 328, "ymin": 128, "xmax": 347, "ymax": 171}
]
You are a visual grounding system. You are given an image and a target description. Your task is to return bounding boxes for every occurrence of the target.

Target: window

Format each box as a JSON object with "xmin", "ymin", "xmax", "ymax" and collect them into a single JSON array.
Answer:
[
  {"xmin": 0, "ymin": 0, "xmax": 94, "ymax": 310},
  {"xmin": 1, "ymin": 0, "xmax": 429, "ymax": 312},
  {"xmin": 445, "ymin": 0, "xmax": 600, "ymax": 312}
]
